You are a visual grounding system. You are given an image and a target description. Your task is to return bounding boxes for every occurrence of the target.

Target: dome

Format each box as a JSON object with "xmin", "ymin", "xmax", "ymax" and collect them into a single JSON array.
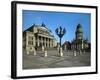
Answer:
[
  {"xmin": 39, "ymin": 26, "xmax": 48, "ymax": 30},
  {"xmin": 33, "ymin": 23, "xmax": 48, "ymax": 31},
  {"xmin": 76, "ymin": 24, "xmax": 83, "ymax": 33}
]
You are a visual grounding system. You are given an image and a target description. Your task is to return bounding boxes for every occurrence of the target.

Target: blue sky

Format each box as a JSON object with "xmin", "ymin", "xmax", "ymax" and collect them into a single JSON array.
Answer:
[{"xmin": 23, "ymin": 10, "xmax": 91, "ymax": 44}]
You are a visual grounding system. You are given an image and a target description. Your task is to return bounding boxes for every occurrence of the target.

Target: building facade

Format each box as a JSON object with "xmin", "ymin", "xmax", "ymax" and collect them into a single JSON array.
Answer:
[
  {"xmin": 71, "ymin": 23, "xmax": 89, "ymax": 51},
  {"xmin": 23, "ymin": 23, "xmax": 57, "ymax": 54},
  {"xmin": 62, "ymin": 41, "xmax": 71, "ymax": 50}
]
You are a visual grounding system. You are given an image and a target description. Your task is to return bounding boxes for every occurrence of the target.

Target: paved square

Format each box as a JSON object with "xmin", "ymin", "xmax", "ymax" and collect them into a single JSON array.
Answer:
[{"xmin": 23, "ymin": 50, "xmax": 90, "ymax": 69}]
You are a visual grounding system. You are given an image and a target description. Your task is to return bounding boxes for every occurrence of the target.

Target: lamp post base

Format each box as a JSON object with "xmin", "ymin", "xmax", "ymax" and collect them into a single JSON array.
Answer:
[{"xmin": 59, "ymin": 47, "xmax": 63, "ymax": 57}]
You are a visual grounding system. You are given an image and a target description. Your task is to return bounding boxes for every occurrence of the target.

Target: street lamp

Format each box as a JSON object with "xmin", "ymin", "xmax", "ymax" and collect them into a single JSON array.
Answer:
[{"xmin": 55, "ymin": 26, "xmax": 66, "ymax": 57}]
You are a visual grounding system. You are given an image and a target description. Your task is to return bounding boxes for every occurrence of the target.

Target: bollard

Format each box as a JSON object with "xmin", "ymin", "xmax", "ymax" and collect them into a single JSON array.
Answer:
[
  {"xmin": 44, "ymin": 50, "xmax": 47, "ymax": 57},
  {"xmin": 74, "ymin": 51, "xmax": 76, "ymax": 56},
  {"xmin": 33, "ymin": 50, "xmax": 36, "ymax": 56},
  {"xmin": 42, "ymin": 46, "xmax": 44, "ymax": 51},
  {"xmin": 79, "ymin": 50, "xmax": 82, "ymax": 55},
  {"xmin": 60, "ymin": 52, "xmax": 63, "ymax": 57}
]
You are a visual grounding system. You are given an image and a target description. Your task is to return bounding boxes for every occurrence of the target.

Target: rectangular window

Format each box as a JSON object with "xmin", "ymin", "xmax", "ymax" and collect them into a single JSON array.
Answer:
[
  {"xmin": 29, "ymin": 36, "xmax": 33, "ymax": 41},
  {"xmin": 28, "ymin": 41, "xmax": 33, "ymax": 45}
]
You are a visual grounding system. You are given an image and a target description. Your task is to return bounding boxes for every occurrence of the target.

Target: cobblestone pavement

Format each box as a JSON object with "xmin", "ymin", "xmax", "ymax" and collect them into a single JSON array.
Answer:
[{"xmin": 23, "ymin": 50, "xmax": 91, "ymax": 69}]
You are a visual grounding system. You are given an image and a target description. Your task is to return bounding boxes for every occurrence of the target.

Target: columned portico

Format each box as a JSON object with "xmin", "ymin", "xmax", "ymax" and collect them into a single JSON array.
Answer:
[{"xmin": 23, "ymin": 23, "xmax": 57, "ymax": 54}]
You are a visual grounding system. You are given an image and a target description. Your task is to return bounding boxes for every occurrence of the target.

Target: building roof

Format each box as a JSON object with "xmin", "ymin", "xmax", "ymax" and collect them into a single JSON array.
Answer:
[
  {"xmin": 24, "ymin": 23, "xmax": 52, "ymax": 33},
  {"xmin": 63, "ymin": 41, "xmax": 71, "ymax": 45},
  {"xmin": 23, "ymin": 23, "xmax": 55, "ymax": 38}
]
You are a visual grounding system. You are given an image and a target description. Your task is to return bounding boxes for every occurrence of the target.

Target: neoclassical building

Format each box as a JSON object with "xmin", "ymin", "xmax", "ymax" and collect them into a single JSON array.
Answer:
[
  {"xmin": 23, "ymin": 23, "xmax": 57, "ymax": 54},
  {"xmin": 71, "ymin": 23, "xmax": 89, "ymax": 51}
]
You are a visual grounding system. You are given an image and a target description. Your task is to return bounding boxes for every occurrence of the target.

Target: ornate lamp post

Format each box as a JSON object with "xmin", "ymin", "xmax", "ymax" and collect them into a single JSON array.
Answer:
[{"xmin": 55, "ymin": 26, "xmax": 66, "ymax": 57}]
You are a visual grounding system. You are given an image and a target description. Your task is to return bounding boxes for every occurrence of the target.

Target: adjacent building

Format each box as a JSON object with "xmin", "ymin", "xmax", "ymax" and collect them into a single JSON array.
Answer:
[{"xmin": 62, "ymin": 41, "xmax": 71, "ymax": 50}]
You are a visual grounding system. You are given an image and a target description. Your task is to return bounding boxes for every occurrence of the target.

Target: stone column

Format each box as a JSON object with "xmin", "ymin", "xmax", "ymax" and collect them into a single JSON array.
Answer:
[
  {"xmin": 26, "ymin": 35, "xmax": 28, "ymax": 46},
  {"xmin": 50, "ymin": 39, "xmax": 51, "ymax": 47},
  {"xmin": 37, "ymin": 36, "xmax": 39, "ymax": 47},
  {"xmin": 51, "ymin": 39, "xmax": 53, "ymax": 47},
  {"xmin": 49, "ymin": 38, "xmax": 50, "ymax": 47},
  {"xmin": 41, "ymin": 37, "xmax": 44, "ymax": 51},
  {"xmin": 47, "ymin": 38, "xmax": 49, "ymax": 47},
  {"xmin": 44, "ymin": 37, "xmax": 46, "ymax": 47},
  {"xmin": 45, "ymin": 38, "xmax": 47, "ymax": 47},
  {"xmin": 50, "ymin": 39, "xmax": 53, "ymax": 47},
  {"xmin": 41, "ymin": 37, "xmax": 43, "ymax": 46},
  {"xmin": 33, "ymin": 36, "xmax": 35, "ymax": 47},
  {"xmin": 52, "ymin": 40, "xmax": 53, "ymax": 47},
  {"xmin": 26, "ymin": 35, "xmax": 29, "ymax": 55},
  {"xmin": 43, "ymin": 37, "xmax": 45, "ymax": 47}
]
